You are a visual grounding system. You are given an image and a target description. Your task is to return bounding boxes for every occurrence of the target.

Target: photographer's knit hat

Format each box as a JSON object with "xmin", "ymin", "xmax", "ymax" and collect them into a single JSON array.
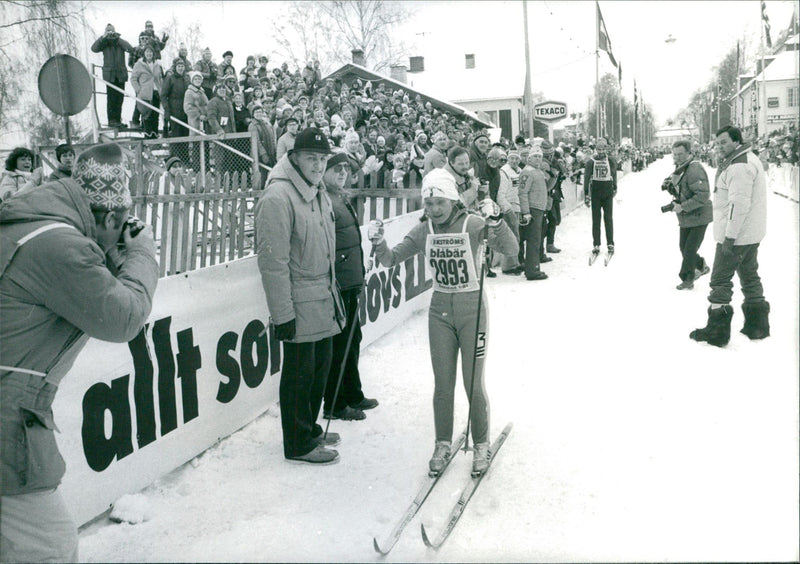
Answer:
[
  {"xmin": 421, "ymin": 168, "xmax": 459, "ymax": 201},
  {"xmin": 73, "ymin": 143, "xmax": 131, "ymax": 210}
]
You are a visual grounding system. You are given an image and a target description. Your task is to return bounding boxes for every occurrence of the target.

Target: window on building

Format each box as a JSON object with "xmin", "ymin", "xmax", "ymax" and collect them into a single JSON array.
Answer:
[
  {"xmin": 789, "ymin": 86, "xmax": 799, "ymax": 107},
  {"xmin": 465, "ymin": 54, "xmax": 475, "ymax": 69}
]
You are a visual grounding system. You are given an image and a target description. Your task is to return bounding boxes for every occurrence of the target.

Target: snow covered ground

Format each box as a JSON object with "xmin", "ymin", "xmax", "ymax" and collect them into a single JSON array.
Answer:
[{"xmin": 79, "ymin": 157, "xmax": 799, "ymax": 563}]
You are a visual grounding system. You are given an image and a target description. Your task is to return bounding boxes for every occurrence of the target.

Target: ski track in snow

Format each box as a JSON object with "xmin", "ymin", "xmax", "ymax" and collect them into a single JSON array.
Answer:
[{"xmin": 79, "ymin": 158, "xmax": 799, "ymax": 563}]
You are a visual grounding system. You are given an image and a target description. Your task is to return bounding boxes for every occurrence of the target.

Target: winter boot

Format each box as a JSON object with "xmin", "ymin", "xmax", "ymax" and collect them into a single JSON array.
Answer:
[
  {"xmin": 546, "ymin": 244, "xmax": 561, "ymax": 253},
  {"xmin": 429, "ymin": 440, "xmax": 452, "ymax": 475},
  {"xmin": 471, "ymin": 442, "xmax": 491, "ymax": 476},
  {"xmin": 690, "ymin": 305, "xmax": 734, "ymax": 347},
  {"xmin": 286, "ymin": 445, "xmax": 339, "ymax": 465},
  {"xmin": 741, "ymin": 301, "xmax": 770, "ymax": 340}
]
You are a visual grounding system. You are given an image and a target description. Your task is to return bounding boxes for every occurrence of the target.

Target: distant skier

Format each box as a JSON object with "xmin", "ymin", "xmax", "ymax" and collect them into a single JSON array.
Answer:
[
  {"xmin": 584, "ymin": 137, "xmax": 617, "ymax": 258},
  {"xmin": 367, "ymin": 168, "xmax": 518, "ymax": 476}
]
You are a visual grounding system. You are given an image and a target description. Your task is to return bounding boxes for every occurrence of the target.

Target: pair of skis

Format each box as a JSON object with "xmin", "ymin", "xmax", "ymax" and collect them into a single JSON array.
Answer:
[
  {"xmin": 373, "ymin": 422, "xmax": 513, "ymax": 554},
  {"xmin": 589, "ymin": 248, "xmax": 614, "ymax": 266}
]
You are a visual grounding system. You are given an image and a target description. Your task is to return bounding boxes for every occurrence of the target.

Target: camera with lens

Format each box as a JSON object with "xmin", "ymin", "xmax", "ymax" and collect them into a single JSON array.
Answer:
[
  {"xmin": 660, "ymin": 176, "xmax": 679, "ymax": 213},
  {"xmin": 119, "ymin": 216, "xmax": 145, "ymax": 243}
]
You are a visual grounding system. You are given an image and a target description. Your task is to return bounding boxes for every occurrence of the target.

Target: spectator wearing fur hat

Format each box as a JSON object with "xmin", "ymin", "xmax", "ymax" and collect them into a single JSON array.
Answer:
[
  {"xmin": 91, "ymin": 24, "xmax": 134, "ymax": 128},
  {"xmin": 218, "ymin": 50, "xmax": 235, "ymax": 79},
  {"xmin": 48, "ymin": 144, "xmax": 75, "ymax": 181},
  {"xmin": 0, "ymin": 143, "xmax": 158, "ymax": 562},
  {"xmin": 276, "ymin": 116, "xmax": 299, "ymax": 160},
  {"xmin": 130, "ymin": 44, "xmax": 164, "ymax": 139},
  {"xmin": 194, "ymin": 48, "xmax": 218, "ymax": 100}
]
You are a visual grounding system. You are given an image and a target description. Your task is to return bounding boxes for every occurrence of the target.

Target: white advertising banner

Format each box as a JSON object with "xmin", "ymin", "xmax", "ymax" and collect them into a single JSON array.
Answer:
[{"xmin": 53, "ymin": 211, "xmax": 431, "ymax": 525}]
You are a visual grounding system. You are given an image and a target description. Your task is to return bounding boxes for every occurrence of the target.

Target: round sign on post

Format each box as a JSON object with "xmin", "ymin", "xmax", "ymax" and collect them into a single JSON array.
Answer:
[
  {"xmin": 533, "ymin": 101, "xmax": 568, "ymax": 122},
  {"xmin": 38, "ymin": 54, "xmax": 93, "ymax": 141}
]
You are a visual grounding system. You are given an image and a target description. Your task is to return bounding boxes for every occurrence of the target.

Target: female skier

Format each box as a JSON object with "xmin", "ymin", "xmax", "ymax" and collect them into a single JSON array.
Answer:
[{"xmin": 367, "ymin": 168, "xmax": 518, "ymax": 475}]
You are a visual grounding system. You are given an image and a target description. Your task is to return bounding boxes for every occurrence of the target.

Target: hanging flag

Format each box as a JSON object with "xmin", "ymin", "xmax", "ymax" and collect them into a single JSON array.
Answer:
[
  {"xmin": 597, "ymin": 1, "xmax": 618, "ymax": 67},
  {"xmin": 618, "ymin": 61, "xmax": 622, "ymax": 85},
  {"xmin": 761, "ymin": 0, "xmax": 772, "ymax": 48},
  {"xmin": 633, "ymin": 79, "xmax": 638, "ymax": 114},
  {"xmin": 788, "ymin": 4, "xmax": 799, "ymax": 37}
]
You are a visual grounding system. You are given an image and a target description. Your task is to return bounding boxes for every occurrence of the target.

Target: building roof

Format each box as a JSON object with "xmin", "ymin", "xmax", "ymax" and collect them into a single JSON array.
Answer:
[
  {"xmin": 732, "ymin": 47, "xmax": 800, "ymax": 99},
  {"xmin": 323, "ymin": 63, "xmax": 493, "ymax": 128},
  {"xmin": 409, "ymin": 68, "xmax": 524, "ymax": 104}
]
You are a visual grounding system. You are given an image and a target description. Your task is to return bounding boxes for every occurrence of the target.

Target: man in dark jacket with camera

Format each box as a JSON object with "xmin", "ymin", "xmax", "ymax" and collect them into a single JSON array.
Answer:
[
  {"xmin": 91, "ymin": 24, "xmax": 134, "ymax": 128},
  {"xmin": 664, "ymin": 139, "xmax": 712, "ymax": 290}
]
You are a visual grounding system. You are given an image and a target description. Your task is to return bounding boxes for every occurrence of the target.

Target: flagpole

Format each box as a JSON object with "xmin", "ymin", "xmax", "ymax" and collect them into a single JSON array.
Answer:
[
  {"xmin": 523, "ymin": 0, "xmax": 534, "ymax": 141},
  {"xmin": 596, "ymin": 0, "xmax": 600, "ymax": 139},
  {"xmin": 633, "ymin": 81, "xmax": 637, "ymax": 146}
]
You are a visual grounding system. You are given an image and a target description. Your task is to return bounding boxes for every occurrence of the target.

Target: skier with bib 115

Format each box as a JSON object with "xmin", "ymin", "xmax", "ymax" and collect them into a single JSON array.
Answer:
[
  {"xmin": 367, "ymin": 168, "xmax": 518, "ymax": 476},
  {"xmin": 584, "ymin": 137, "xmax": 617, "ymax": 262}
]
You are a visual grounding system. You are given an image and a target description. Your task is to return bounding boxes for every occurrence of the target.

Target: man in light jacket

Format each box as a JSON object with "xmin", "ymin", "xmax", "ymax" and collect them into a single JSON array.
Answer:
[
  {"xmin": 691, "ymin": 125, "xmax": 769, "ymax": 347},
  {"xmin": 255, "ymin": 128, "xmax": 345, "ymax": 465},
  {"xmin": 0, "ymin": 143, "xmax": 158, "ymax": 562}
]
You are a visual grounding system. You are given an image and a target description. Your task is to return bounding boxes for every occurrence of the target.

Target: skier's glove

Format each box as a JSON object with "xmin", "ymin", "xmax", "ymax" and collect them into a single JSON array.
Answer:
[
  {"xmin": 672, "ymin": 203, "xmax": 683, "ymax": 214},
  {"xmin": 273, "ymin": 319, "xmax": 296, "ymax": 341},
  {"xmin": 478, "ymin": 198, "xmax": 502, "ymax": 226},
  {"xmin": 584, "ymin": 195, "xmax": 590, "ymax": 207},
  {"xmin": 367, "ymin": 219, "xmax": 384, "ymax": 244},
  {"xmin": 720, "ymin": 237, "xmax": 736, "ymax": 257}
]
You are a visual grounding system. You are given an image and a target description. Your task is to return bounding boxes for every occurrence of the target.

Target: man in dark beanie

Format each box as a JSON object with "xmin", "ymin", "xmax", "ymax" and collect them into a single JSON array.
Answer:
[
  {"xmin": 255, "ymin": 128, "xmax": 346, "ymax": 465},
  {"xmin": 0, "ymin": 143, "xmax": 158, "ymax": 562}
]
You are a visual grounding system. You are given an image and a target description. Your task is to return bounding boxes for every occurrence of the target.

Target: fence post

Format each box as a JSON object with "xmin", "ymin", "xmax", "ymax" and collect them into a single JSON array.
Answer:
[
  {"xmin": 250, "ymin": 130, "xmax": 260, "ymax": 190},
  {"xmin": 199, "ymin": 138, "xmax": 206, "ymax": 191},
  {"xmin": 135, "ymin": 140, "xmax": 144, "ymax": 197}
]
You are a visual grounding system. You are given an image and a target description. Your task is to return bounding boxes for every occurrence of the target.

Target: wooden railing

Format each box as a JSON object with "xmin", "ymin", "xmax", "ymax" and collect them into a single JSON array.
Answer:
[{"xmin": 131, "ymin": 171, "xmax": 258, "ymax": 277}]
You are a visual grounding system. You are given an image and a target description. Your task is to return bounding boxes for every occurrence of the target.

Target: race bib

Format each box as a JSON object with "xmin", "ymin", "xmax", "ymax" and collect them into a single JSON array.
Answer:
[
  {"xmin": 592, "ymin": 158, "xmax": 612, "ymax": 181},
  {"xmin": 425, "ymin": 219, "xmax": 479, "ymax": 293}
]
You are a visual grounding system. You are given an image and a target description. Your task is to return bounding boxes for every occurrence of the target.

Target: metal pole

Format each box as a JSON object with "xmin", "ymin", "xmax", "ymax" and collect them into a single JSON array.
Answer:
[
  {"xmin": 523, "ymin": 0, "xmax": 534, "ymax": 140},
  {"xmin": 464, "ymin": 225, "xmax": 489, "ymax": 453}
]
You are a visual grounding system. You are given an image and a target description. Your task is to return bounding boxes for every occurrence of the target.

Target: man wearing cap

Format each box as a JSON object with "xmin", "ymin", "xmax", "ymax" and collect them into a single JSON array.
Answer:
[
  {"xmin": 91, "ymin": 24, "xmax": 134, "ymax": 128},
  {"xmin": 276, "ymin": 116, "xmax": 299, "ymax": 161},
  {"xmin": 255, "ymin": 128, "xmax": 346, "ymax": 465},
  {"xmin": 0, "ymin": 143, "xmax": 158, "ymax": 561}
]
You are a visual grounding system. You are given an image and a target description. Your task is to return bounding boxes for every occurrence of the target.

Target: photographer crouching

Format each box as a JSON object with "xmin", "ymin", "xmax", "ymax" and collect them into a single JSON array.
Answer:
[{"xmin": 662, "ymin": 140, "xmax": 712, "ymax": 290}]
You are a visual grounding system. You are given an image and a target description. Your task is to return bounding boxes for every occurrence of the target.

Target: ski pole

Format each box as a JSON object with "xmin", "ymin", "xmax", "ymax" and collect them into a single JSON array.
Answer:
[
  {"xmin": 464, "ymin": 224, "xmax": 489, "ymax": 453},
  {"xmin": 323, "ymin": 289, "xmax": 363, "ymax": 442}
]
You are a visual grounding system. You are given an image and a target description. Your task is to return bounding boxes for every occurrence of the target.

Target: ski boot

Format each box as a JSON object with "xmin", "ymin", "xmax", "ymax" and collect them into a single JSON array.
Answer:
[
  {"xmin": 471, "ymin": 442, "xmax": 490, "ymax": 477},
  {"xmin": 740, "ymin": 301, "xmax": 770, "ymax": 340},
  {"xmin": 589, "ymin": 245, "xmax": 601, "ymax": 265},
  {"xmin": 690, "ymin": 305, "xmax": 734, "ymax": 347},
  {"xmin": 429, "ymin": 441, "xmax": 451, "ymax": 476}
]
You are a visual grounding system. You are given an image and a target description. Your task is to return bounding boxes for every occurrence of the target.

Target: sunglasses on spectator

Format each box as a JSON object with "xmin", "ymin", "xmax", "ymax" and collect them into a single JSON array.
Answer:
[{"xmin": 331, "ymin": 164, "xmax": 349, "ymax": 173}]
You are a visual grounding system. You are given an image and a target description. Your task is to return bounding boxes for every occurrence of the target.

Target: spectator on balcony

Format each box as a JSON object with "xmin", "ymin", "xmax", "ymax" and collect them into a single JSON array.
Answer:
[
  {"xmin": 161, "ymin": 58, "xmax": 190, "ymax": 162},
  {"xmin": 250, "ymin": 106, "xmax": 277, "ymax": 172},
  {"xmin": 224, "ymin": 74, "xmax": 240, "ymax": 96},
  {"xmin": 240, "ymin": 55, "xmax": 257, "ymax": 85},
  {"xmin": 276, "ymin": 116, "xmax": 299, "ymax": 160},
  {"xmin": 194, "ymin": 48, "xmax": 218, "ymax": 100},
  {"xmin": 139, "ymin": 20, "xmax": 168, "ymax": 60},
  {"xmin": 91, "ymin": 24, "xmax": 134, "ymax": 128},
  {"xmin": 130, "ymin": 45, "xmax": 164, "ymax": 139},
  {"xmin": 1, "ymin": 148, "xmax": 43, "ymax": 202},
  {"xmin": 256, "ymin": 55, "xmax": 270, "ymax": 80},
  {"xmin": 206, "ymin": 84, "xmax": 235, "ymax": 173},
  {"xmin": 409, "ymin": 130, "xmax": 428, "ymax": 181},
  {"xmin": 47, "ymin": 144, "xmax": 75, "ymax": 181},
  {"xmin": 175, "ymin": 43, "xmax": 190, "ymax": 71},
  {"xmin": 218, "ymin": 50, "xmax": 235, "ymax": 79},
  {"xmin": 247, "ymin": 85, "xmax": 266, "ymax": 113}
]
